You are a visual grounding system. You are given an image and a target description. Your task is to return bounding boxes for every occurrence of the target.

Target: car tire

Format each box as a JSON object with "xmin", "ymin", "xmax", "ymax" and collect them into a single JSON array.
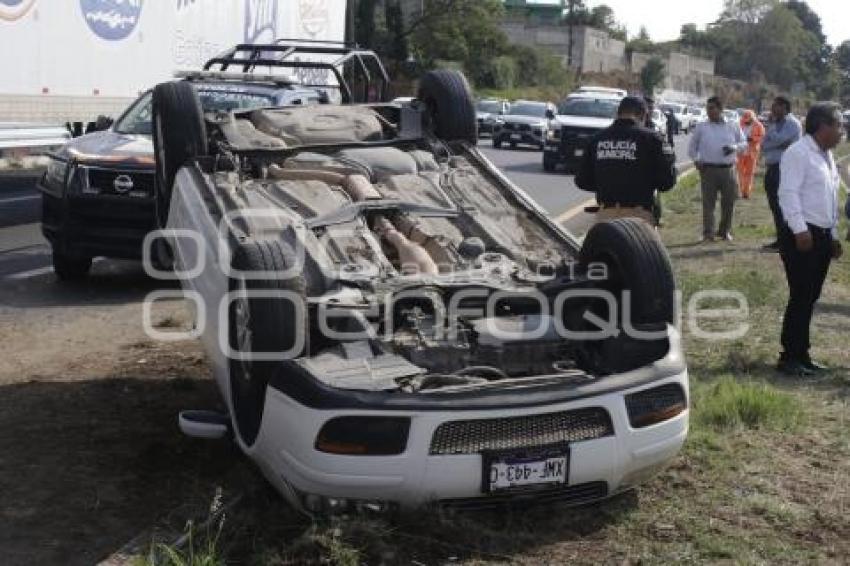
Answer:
[
  {"xmin": 151, "ymin": 81, "xmax": 207, "ymax": 228},
  {"xmin": 510, "ymin": 142, "xmax": 517, "ymax": 149},
  {"xmin": 580, "ymin": 218, "xmax": 675, "ymax": 325},
  {"xmin": 543, "ymin": 154, "xmax": 556, "ymax": 172},
  {"xmin": 493, "ymin": 138, "xmax": 502, "ymax": 149},
  {"xmin": 228, "ymin": 239, "xmax": 308, "ymax": 447},
  {"xmin": 52, "ymin": 249, "xmax": 92, "ymax": 281},
  {"xmin": 417, "ymin": 70, "xmax": 477, "ymax": 144}
]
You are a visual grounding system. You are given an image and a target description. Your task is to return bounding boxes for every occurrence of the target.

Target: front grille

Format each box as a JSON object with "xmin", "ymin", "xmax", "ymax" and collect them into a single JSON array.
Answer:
[
  {"xmin": 86, "ymin": 168, "xmax": 154, "ymax": 197},
  {"xmin": 438, "ymin": 481, "xmax": 608, "ymax": 511},
  {"xmin": 429, "ymin": 407, "xmax": 613, "ymax": 455},
  {"xmin": 561, "ymin": 126, "xmax": 599, "ymax": 139}
]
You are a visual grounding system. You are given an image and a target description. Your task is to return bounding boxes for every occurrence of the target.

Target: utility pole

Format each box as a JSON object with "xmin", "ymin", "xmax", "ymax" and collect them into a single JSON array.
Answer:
[{"xmin": 567, "ymin": 0, "xmax": 577, "ymax": 69}]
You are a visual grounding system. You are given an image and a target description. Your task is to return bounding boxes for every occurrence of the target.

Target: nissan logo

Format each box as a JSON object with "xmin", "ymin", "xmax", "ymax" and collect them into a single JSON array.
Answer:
[{"xmin": 113, "ymin": 174, "xmax": 134, "ymax": 194}]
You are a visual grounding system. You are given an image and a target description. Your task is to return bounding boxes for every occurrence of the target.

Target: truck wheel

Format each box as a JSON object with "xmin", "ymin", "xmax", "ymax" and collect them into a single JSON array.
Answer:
[
  {"xmin": 151, "ymin": 81, "xmax": 207, "ymax": 228},
  {"xmin": 417, "ymin": 70, "xmax": 477, "ymax": 144},
  {"xmin": 52, "ymin": 249, "xmax": 92, "ymax": 281},
  {"xmin": 228, "ymin": 239, "xmax": 308, "ymax": 446},
  {"xmin": 580, "ymin": 218, "xmax": 675, "ymax": 325}
]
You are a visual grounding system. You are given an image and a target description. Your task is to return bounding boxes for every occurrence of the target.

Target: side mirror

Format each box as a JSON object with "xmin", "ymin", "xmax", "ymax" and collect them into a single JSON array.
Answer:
[
  {"xmin": 546, "ymin": 109, "xmax": 556, "ymax": 120},
  {"xmin": 85, "ymin": 115, "xmax": 113, "ymax": 133}
]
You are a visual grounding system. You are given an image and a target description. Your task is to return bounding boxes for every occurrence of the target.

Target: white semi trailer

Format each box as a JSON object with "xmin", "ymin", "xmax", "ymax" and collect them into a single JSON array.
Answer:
[{"xmin": 0, "ymin": 0, "xmax": 347, "ymax": 125}]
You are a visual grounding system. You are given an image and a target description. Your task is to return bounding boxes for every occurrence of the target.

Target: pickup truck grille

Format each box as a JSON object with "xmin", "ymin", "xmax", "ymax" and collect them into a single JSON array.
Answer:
[
  {"xmin": 559, "ymin": 126, "xmax": 600, "ymax": 139},
  {"xmin": 85, "ymin": 168, "xmax": 155, "ymax": 197},
  {"xmin": 503, "ymin": 123, "xmax": 532, "ymax": 132},
  {"xmin": 429, "ymin": 407, "xmax": 613, "ymax": 455}
]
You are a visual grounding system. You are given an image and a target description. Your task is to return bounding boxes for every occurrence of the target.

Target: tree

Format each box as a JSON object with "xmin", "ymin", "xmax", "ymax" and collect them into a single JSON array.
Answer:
[
  {"xmin": 407, "ymin": 0, "xmax": 508, "ymax": 86},
  {"xmin": 628, "ymin": 26, "xmax": 654, "ymax": 54},
  {"xmin": 784, "ymin": 0, "xmax": 832, "ymax": 94},
  {"xmin": 751, "ymin": 5, "xmax": 812, "ymax": 89},
  {"xmin": 719, "ymin": 0, "xmax": 776, "ymax": 24},
  {"xmin": 640, "ymin": 56, "xmax": 666, "ymax": 96}
]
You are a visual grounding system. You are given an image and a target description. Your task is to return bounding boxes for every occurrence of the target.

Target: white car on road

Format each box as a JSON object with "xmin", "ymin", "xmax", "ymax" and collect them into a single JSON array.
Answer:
[{"xmin": 151, "ymin": 45, "xmax": 688, "ymax": 513}]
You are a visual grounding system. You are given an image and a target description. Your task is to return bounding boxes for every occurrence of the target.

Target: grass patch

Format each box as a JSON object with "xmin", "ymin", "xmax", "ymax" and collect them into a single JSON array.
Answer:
[{"xmin": 693, "ymin": 376, "xmax": 805, "ymax": 432}]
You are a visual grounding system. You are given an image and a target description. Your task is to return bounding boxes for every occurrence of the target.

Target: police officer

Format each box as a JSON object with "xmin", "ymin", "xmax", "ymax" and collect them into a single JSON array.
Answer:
[{"xmin": 576, "ymin": 96, "xmax": 677, "ymax": 224}]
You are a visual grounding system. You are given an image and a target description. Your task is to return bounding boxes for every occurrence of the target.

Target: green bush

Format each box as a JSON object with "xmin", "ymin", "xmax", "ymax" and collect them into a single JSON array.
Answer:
[{"xmin": 693, "ymin": 377, "xmax": 804, "ymax": 431}]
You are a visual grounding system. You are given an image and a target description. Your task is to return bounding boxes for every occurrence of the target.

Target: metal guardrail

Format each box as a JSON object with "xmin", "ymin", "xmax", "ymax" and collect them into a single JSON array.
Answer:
[{"xmin": 0, "ymin": 122, "xmax": 71, "ymax": 151}]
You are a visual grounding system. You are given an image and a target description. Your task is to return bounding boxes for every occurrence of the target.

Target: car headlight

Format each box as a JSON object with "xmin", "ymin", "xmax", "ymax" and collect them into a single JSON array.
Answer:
[
  {"xmin": 41, "ymin": 158, "xmax": 69, "ymax": 198},
  {"xmin": 547, "ymin": 129, "xmax": 560, "ymax": 140},
  {"xmin": 315, "ymin": 416, "xmax": 410, "ymax": 455}
]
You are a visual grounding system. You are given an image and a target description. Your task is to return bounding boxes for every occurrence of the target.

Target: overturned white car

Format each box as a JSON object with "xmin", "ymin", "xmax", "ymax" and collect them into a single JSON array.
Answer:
[{"xmin": 152, "ymin": 45, "xmax": 688, "ymax": 513}]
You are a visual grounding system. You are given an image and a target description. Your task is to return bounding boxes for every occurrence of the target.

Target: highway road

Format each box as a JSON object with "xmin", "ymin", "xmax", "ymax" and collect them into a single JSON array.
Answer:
[{"xmin": 0, "ymin": 133, "xmax": 694, "ymax": 281}]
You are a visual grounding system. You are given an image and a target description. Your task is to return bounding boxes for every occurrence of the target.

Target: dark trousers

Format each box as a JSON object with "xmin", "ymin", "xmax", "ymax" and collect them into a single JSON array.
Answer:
[
  {"xmin": 699, "ymin": 166, "xmax": 737, "ymax": 237},
  {"xmin": 779, "ymin": 225, "xmax": 833, "ymax": 361},
  {"xmin": 764, "ymin": 164, "xmax": 783, "ymax": 240}
]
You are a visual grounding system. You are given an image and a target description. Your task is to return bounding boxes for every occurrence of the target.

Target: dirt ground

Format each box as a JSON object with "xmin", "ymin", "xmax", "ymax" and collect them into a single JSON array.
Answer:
[{"xmin": 0, "ymin": 262, "xmax": 244, "ymax": 565}]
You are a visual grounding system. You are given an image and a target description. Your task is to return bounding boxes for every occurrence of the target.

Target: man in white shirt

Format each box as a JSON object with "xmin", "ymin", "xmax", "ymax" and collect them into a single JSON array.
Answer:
[
  {"xmin": 688, "ymin": 96, "xmax": 748, "ymax": 242},
  {"xmin": 776, "ymin": 102, "xmax": 844, "ymax": 376}
]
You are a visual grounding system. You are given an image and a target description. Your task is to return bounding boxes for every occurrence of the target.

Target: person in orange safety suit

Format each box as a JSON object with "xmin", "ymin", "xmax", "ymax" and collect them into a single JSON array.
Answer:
[{"xmin": 737, "ymin": 110, "xmax": 765, "ymax": 198}]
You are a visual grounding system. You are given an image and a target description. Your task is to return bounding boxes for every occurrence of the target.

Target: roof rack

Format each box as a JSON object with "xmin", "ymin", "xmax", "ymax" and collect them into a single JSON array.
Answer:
[{"xmin": 202, "ymin": 42, "xmax": 390, "ymax": 104}]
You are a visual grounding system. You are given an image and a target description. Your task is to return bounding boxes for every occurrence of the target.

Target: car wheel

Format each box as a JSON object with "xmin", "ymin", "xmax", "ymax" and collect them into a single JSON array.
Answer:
[
  {"xmin": 543, "ymin": 154, "xmax": 556, "ymax": 172},
  {"xmin": 577, "ymin": 219, "xmax": 675, "ymax": 374},
  {"xmin": 227, "ymin": 239, "xmax": 308, "ymax": 447},
  {"xmin": 493, "ymin": 138, "xmax": 502, "ymax": 149},
  {"xmin": 151, "ymin": 81, "xmax": 207, "ymax": 228},
  {"xmin": 580, "ymin": 218, "xmax": 675, "ymax": 325},
  {"xmin": 510, "ymin": 142, "xmax": 517, "ymax": 149},
  {"xmin": 52, "ymin": 249, "xmax": 92, "ymax": 281},
  {"xmin": 417, "ymin": 70, "xmax": 477, "ymax": 144}
]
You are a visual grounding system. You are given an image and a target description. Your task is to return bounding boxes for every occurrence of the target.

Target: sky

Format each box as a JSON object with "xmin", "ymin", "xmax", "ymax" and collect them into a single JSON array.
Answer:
[{"xmin": 584, "ymin": 0, "xmax": 850, "ymax": 47}]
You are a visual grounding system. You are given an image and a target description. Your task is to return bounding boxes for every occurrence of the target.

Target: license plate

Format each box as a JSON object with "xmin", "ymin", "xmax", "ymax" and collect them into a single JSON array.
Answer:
[
  {"xmin": 574, "ymin": 149, "xmax": 584, "ymax": 157},
  {"xmin": 484, "ymin": 447, "xmax": 569, "ymax": 492},
  {"xmin": 511, "ymin": 134, "xmax": 522, "ymax": 141}
]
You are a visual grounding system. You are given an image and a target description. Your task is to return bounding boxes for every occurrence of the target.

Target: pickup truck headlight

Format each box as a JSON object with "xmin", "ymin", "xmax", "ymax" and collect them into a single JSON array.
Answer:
[
  {"xmin": 40, "ymin": 158, "xmax": 69, "ymax": 198},
  {"xmin": 315, "ymin": 416, "xmax": 410, "ymax": 455}
]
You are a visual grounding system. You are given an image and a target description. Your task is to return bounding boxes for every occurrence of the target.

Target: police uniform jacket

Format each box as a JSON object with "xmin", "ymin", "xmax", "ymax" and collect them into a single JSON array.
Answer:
[{"xmin": 576, "ymin": 118, "xmax": 677, "ymax": 209}]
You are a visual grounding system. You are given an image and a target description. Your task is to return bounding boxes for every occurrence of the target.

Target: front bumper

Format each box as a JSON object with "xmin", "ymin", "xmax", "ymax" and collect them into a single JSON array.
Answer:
[
  {"xmin": 544, "ymin": 140, "xmax": 587, "ymax": 170},
  {"xmin": 494, "ymin": 128, "xmax": 545, "ymax": 146},
  {"xmin": 38, "ymin": 164, "xmax": 157, "ymax": 259},
  {"xmin": 41, "ymin": 192, "xmax": 156, "ymax": 259},
  {"xmin": 248, "ymin": 335, "xmax": 689, "ymax": 510}
]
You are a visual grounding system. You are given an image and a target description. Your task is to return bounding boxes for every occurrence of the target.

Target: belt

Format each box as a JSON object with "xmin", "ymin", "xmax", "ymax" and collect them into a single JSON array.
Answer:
[
  {"xmin": 807, "ymin": 224, "xmax": 833, "ymax": 237},
  {"xmin": 600, "ymin": 202, "xmax": 650, "ymax": 211},
  {"xmin": 701, "ymin": 163, "xmax": 733, "ymax": 169}
]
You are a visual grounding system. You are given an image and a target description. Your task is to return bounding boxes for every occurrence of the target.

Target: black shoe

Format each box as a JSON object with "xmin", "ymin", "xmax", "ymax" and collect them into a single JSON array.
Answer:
[
  {"xmin": 761, "ymin": 241, "xmax": 780, "ymax": 253},
  {"xmin": 776, "ymin": 359, "xmax": 816, "ymax": 377},
  {"xmin": 801, "ymin": 358, "xmax": 830, "ymax": 372}
]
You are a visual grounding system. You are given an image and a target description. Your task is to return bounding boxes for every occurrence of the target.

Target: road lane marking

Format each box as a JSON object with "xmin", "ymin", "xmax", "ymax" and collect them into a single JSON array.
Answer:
[
  {"xmin": 0, "ymin": 194, "xmax": 39, "ymax": 205},
  {"xmin": 3, "ymin": 257, "xmax": 104, "ymax": 280},
  {"xmin": 5, "ymin": 265, "xmax": 53, "ymax": 280}
]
